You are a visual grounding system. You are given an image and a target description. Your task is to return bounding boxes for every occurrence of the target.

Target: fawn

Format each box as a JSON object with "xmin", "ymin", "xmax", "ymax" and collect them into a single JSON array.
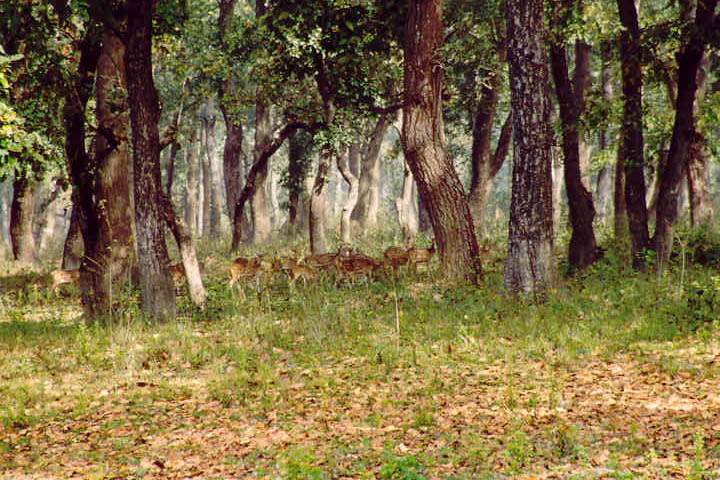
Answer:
[
  {"xmin": 383, "ymin": 246, "xmax": 410, "ymax": 270},
  {"xmin": 228, "ymin": 256, "xmax": 272, "ymax": 286},
  {"xmin": 50, "ymin": 269, "xmax": 80, "ymax": 293},
  {"xmin": 334, "ymin": 250, "xmax": 382, "ymax": 283},
  {"xmin": 406, "ymin": 241, "xmax": 436, "ymax": 271}
]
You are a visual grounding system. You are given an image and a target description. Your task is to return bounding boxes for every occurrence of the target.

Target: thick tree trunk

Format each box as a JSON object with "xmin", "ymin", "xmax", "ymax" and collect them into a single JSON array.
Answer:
[
  {"xmin": 654, "ymin": 0, "xmax": 718, "ymax": 271},
  {"xmin": 505, "ymin": 0, "xmax": 555, "ymax": 294},
  {"xmin": 82, "ymin": 29, "xmax": 135, "ymax": 315},
  {"xmin": 337, "ymin": 147, "xmax": 360, "ymax": 244},
  {"xmin": 352, "ymin": 115, "xmax": 389, "ymax": 231},
  {"xmin": 125, "ymin": 0, "xmax": 176, "ymax": 322},
  {"xmin": 251, "ymin": 95, "xmax": 271, "ymax": 244},
  {"xmin": 402, "ymin": 0, "xmax": 481, "ymax": 283},
  {"xmin": 549, "ymin": 15, "xmax": 599, "ymax": 272},
  {"xmin": 62, "ymin": 204, "xmax": 83, "ymax": 270},
  {"xmin": 185, "ymin": 127, "xmax": 200, "ymax": 236},
  {"xmin": 10, "ymin": 175, "xmax": 37, "ymax": 265},
  {"xmin": 617, "ymin": 0, "xmax": 650, "ymax": 267}
]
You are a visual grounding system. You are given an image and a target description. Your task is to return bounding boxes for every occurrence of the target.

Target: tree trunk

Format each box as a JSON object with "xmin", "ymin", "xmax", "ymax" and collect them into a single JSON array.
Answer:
[
  {"xmin": 251, "ymin": 94, "xmax": 271, "ymax": 244},
  {"xmin": 395, "ymin": 162, "xmax": 419, "ymax": 244},
  {"xmin": 549, "ymin": 12, "xmax": 599, "ymax": 272},
  {"xmin": 574, "ymin": 40, "xmax": 592, "ymax": 190},
  {"xmin": 596, "ymin": 42, "xmax": 614, "ymax": 223},
  {"xmin": 287, "ymin": 129, "xmax": 312, "ymax": 236},
  {"xmin": 185, "ymin": 126, "xmax": 200, "ymax": 236},
  {"xmin": 352, "ymin": 114, "xmax": 390, "ymax": 231},
  {"xmin": 309, "ymin": 148, "xmax": 331, "ymax": 254},
  {"xmin": 654, "ymin": 0, "xmax": 718, "ymax": 271},
  {"xmin": 468, "ymin": 110, "xmax": 512, "ymax": 237},
  {"xmin": 402, "ymin": 0, "xmax": 481, "ymax": 283},
  {"xmin": 166, "ymin": 140, "xmax": 179, "ymax": 197},
  {"xmin": 617, "ymin": 0, "xmax": 650, "ymax": 267},
  {"xmin": 614, "ymin": 142, "xmax": 628, "ymax": 240},
  {"xmin": 200, "ymin": 101, "xmax": 224, "ymax": 236},
  {"xmin": 505, "ymin": 0, "xmax": 555, "ymax": 294},
  {"xmin": 62, "ymin": 204, "xmax": 83, "ymax": 270},
  {"xmin": 10, "ymin": 175, "xmax": 37, "ymax": 265},
  {"xmin": 218, "ymin": 0, "xmax": 244, "ymax": 224},
  {"xmin": 125, "ymin": 0, "xmax": 176, "ymax": 322},
  {"xmin": 159, "ymin": 192, "xmax": 206, "ymax": 308},
  {"xmin": 82, "ymin": 28, "xmax": 136, "ymax": 316},
  {"xmin": 687, "ymin": 132, "xmax": 714, "ymax": 226},
  {"xmin": 337, "ymin": 147, "xmax": 360, "ymax": 244},
  {"xmin": 200, "ymin": 122, "xmax": 211, "ymax": 237}
]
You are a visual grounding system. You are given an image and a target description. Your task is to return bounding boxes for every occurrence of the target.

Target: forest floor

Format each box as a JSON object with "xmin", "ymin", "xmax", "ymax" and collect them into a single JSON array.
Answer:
[{"xmin": 1, "ymin": 244, "xmax": 720, "ymax": 479}]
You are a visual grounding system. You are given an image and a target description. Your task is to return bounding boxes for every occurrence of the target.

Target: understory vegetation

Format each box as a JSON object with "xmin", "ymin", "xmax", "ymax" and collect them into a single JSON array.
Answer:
[{"xmin": 2, "ymin": 231, "xmax": 720, "ymax": 479}]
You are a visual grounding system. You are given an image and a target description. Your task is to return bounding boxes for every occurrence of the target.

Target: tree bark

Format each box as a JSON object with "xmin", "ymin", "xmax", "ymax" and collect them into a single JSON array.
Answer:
[
  {"xmin": 200, "ymin": 101, "xmax": 224, "ymax": 236},
  {"xmin": 505, "ymin": 0, "xmax": 555, "ymax": 294},
  {"xmin": 617, "ymin": 0, "xmax": 650, "ymax": 267},
  {"xmin": 402, "ymin": 0, "xmax": 481, "ymax": 283},
  {"xmin": 337, "ymin": 147, "xmax": 360, "ymax": 244},
  {"xmin": 596, "ymin": 42, "xmax": 614, "ymax": 223},
  {"xmin": 200, "ymin": 121, "xmax": 211, "ymax": 236},
  {"xmin": 395, "ymin": 161, "xmax": 419, "ymax": 244},
  {"xmin": 614, "ymin": 141, "xmax": 628, "ymax": 240},
  {"xmin": 166, "ymin": 140, "xmax": 179, "ymax": 197},
  {"xmin": 125, "ymin": 0, "xmax": 176, "ymax": 322},
  {"xmin": 574, "ymin": 40, "xmax": 592, "ymax": 190},
  {"xmin": 549, "ymin": 7, "xmax": 599, "ymax": 272},
  {"xmin": 352, "ymin": 114, "xmax": 390, "ymax": 231},
  {"xmin": 654, "ymin": 0, "xmax": 718, "ymax": 271},
  {"xmin": 687, "ymin": 131, "xmax": 714, "ymax": 226},
  {"xmin": 10, "ymin": 175, "xmax": 37, "ymax": 265}
]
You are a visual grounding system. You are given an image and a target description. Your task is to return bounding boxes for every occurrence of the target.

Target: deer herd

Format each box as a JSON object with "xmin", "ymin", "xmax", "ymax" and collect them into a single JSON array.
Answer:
[{"xmin": 48, "ymin": 242, "xmax": 437, "ymax": 294}]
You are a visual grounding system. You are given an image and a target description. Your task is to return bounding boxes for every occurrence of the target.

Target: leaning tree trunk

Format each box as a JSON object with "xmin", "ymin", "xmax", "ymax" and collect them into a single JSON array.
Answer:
[
  {"xmin": 617, "ymin": 0, "xmax": 650, "ymax": 267},
  {"xmin": 505, "ymin": 0, "xmax": 555, "ymax": 294},
  {"xmin": 9, "ymin": 175, "xmax": 37, "ymax": 265},
  {"xmin": 352, "ymin": 114, "xmax": 390, "ymax": 231},
  {"xmin": 549, "ymin": 11, "xmax": 599, "ymax": 272},
  {"xmin": 125, "ymin": 0, "xmax": 176, "ymax": 322},
  {"xmin": 159, "ymin": 192, "xmax": 206, "ymax": 308},
  {"xmin": 402, "ymin": 0, "xmax": 481, "ymax": 283},
  {"xmin": 654, "ymin": 0, "xmax": 718, "ymax": 272},
  {"xmin": 337, "ymin": 147, "xmax": 360, "ymax": 244}
]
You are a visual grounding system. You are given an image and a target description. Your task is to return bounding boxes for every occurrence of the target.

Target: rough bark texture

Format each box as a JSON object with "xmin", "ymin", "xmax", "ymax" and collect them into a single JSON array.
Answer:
[
  {"xmin": 10, "ymin": 175, "xmax": 37, "ymax": 264},
  {"xmin": 654, "ymin": 0, "xmax": 718, "ymax": 271},
  {"xmin": 617, "ymin": 0, "xmax": 650, "ymax": 267},
  {"xmin": 85, "ymin": 29, "xmax": 135, "ymax": 314},
  {"xmin": 337, "ymin": 147, "xmax": 360, "ymax": 244},
  {"xmin": 185, "ymin": 127, "xmax": 200, "ymax": 236},
  {"xmin": 402, "ymin": 0, "xmax": 481, "ymax": 283},
  {"xmin": 352, "ymin": 115, "xmax": 390, "ymax": 231},
  {"xmin": 505, "ymin": 0, "xmax": 555, "ymax": 294},
  {"xmin": 125, "ymin": 0, "xmax": 176, "ymax": 322},
  {"xmin": 549, "ymin": 13, "xmax": 599, "ymax": 272}
]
